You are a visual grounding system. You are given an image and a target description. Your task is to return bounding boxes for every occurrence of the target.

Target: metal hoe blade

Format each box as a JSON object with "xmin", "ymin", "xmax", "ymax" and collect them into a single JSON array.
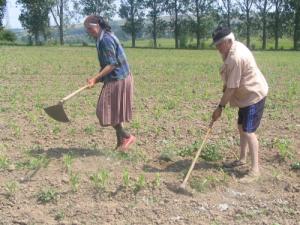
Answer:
[{"xmin": 44, "ymin": 103, "xmax": 70, "ymax": 123}]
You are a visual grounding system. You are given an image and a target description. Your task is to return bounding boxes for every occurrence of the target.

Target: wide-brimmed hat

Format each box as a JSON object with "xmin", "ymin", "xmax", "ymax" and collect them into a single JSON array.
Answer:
[{"xmin": 212, "ymin": 26, "xmax": 234, "ymax": 45}]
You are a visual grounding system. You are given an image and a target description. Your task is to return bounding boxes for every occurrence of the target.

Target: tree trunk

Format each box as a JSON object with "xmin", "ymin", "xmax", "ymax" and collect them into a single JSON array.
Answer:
[
  {"xmin": 153, "ymin": 16, "xmax": 157, "ymax": 48},
  {"xmin": 59, "ymin": 0, "xmax": 64, "ymax": 45},
  {"xmin": 262, "ymin": 0, "xmax": 267, "ymax": 50},
  {"xmin": 227, "ymin": 0, "xmax": 231, "ymax": 28},
  {"xmin": 196, "ymin": 0, "xmax": 200, "ymax": 49},
  {"xmin": 174, "ymin": 0, "xmax": 178, "ymax": 49},
  {"xmin": 294, "ymin": 6, "xmax": 300, "ymax": 50},
  {"xmin": 131, "ymin": 4, "xmax": 135, "ymax": 48}
]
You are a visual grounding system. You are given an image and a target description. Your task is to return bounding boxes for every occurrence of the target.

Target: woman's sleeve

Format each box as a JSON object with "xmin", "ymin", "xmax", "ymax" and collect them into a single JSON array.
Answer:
[{"xmin": 101, "ymin": 37, "xmax": 119, "ymax": 66}]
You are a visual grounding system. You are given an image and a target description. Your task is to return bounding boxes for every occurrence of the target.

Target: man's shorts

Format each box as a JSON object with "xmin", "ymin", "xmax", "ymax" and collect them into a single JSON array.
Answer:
[{"xmin": 238, "ymin": 97, "xmax": 266, "ymax": 133}]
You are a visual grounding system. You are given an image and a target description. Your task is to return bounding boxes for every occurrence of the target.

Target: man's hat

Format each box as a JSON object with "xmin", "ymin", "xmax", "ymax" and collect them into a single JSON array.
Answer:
[{"xmin": 212, "ymin": 27, "xmax": 234, "ymax": 45}]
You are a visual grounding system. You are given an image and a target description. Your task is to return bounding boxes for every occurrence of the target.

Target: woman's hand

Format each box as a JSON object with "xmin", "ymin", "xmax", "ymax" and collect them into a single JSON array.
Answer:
[{"xmin": 87, "ymin": 77, "xmax": 97, "ymax": 88}]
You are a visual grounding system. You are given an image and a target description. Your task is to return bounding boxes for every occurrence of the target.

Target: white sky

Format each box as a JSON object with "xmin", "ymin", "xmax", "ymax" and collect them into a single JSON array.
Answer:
[{"xmin": 3, "ymin": 0, "xmax": 121, "ymax": 29}]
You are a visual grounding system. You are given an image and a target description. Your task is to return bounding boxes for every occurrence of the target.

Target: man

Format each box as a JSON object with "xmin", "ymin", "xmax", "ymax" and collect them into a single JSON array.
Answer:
[{"xmin": 211, "ymin": 27, "xmax": 269, "ymax": 183}]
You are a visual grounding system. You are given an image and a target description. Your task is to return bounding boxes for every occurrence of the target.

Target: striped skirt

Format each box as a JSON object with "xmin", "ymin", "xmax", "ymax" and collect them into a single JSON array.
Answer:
[{"xmin": 96, "ymin": 74, "xmax": 133, "ymax": 127}]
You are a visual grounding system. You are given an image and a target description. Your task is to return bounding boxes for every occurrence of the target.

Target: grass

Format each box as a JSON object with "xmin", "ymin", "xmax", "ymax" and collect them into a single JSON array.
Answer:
[{"xmin": 120, "ymin": 37, "xmax": 294, "ymax": 50}]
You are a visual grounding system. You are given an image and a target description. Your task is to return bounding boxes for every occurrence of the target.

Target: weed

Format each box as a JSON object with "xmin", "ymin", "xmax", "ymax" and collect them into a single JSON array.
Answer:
[
  {"xmin": 37, "ymin": 188, "xmax": 59, "ymax": 204},
  {"xmin": 201, "ymin": 143, "xmax": 222, "ymax": 162},
  {"xmin": 84, "ymin": 125, "xmax": 95, "ymax": 135},
  {"xmin": 90, "ymin": 169, "xmax": 110, "ymax": 191},
  {"xmin": 52, "ymin": 126, "xmax": 61, "ymax": 135},
  {"xmin": 177, "ymin": 141, "xmax": 200, "ymax": 157}
]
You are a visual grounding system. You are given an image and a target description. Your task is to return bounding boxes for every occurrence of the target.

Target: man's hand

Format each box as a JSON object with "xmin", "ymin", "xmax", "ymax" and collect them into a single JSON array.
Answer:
[
  {"xmin": 87, "ymin": 77, "xmax": 97, "ymax": 88},
  {"xmin": 212, "ymin": 107, "xmax": 222, "ymax": 122}
]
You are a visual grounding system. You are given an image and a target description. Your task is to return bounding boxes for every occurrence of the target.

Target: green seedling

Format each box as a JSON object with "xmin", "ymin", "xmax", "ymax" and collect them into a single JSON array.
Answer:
[
  {"xmin": 122, "ymin": 169, "xmax": 130, "ymax": 188},
  {"xmin": 5, "ymin": 181, "xmax": 19, "ymax": 198},
  {"xmin": 0, "ymin": 154, "xmax": 9, "ymax": 170},
  {"xmin": 70, "ymin": 172, "xmax": 80, "ymax": 192},
  {"xmin": 63, "ymin": 153, "xmax": 73, "ymax": 173},
  {"xmin": 273, "ymin": 138, "xmax": 294, "ymax": 161},
  {"xmin": 201, "ymin": 143, "xmax": 222, "ymax": 162},
  {"xmin": 133, "ymin": 174, "xmax": 146, "ymax": 194},
  {"xmin": 37, "ymin": 188, "xmax": 59, "ymax": 204},
  {"xmin": 90, "ymin": 169, "xmax": 110, "ymax": 191}
]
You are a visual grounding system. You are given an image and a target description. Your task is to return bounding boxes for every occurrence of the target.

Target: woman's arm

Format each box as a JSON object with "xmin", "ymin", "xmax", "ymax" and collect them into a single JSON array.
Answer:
[{"xmin": 87, "ymin": 65, "xmax": 116, "ymax": 88}]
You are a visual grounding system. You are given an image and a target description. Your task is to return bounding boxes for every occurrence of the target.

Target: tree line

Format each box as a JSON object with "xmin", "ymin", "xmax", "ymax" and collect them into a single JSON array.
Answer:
[{"xmin": 0, "ymin": 0, "xmax": 299, "ymax": 50}]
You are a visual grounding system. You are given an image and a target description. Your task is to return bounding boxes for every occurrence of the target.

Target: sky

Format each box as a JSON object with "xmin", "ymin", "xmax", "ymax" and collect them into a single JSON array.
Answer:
[{"xmin": 3, "ymin": 0, "xmax": 121, "ymax": 29}]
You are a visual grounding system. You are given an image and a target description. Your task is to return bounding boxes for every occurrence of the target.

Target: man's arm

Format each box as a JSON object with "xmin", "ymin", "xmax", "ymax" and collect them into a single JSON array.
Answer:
[{"xmin": 212, "ymin": 87, "xmax": 237, "ymax": 122}]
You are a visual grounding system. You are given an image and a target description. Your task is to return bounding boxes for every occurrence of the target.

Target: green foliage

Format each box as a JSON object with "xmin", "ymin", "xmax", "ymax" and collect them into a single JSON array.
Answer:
[
  {"xmin": 273, "ymin": 138, "xmax": 294, "ymax": 161},
  {"xmin": 90, "ymin": 169, "xmax": 110, "ymax": 191},
  {"xmin": 16, "ymin": 155, "xmax": 50, "ymax": 170},
  {"xmin": 0, "ymin": 29, "xmax": 17, "ymax": 42},
  {"xmin": 177, "ymin": 141, "xmax": 200, "ymax": 157},
  {"xmin": 37, "ymin": 187, "xmax": 59, "ymax": 204},
  {"xmin": 201, "ymin": 143, "xmax": 222, "ymax": 162}
]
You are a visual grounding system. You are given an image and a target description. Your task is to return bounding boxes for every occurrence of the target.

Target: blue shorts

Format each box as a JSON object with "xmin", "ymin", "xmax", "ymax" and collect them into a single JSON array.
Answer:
[{"xmin": 238, "ymin": 97, "xmax": 266, "ymax": 133}]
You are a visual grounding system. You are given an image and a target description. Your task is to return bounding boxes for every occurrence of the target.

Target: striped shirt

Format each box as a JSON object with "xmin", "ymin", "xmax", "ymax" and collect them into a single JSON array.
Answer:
[{"xmin": 97, "ymin": 32, "xmax": 130, "ymax": 83}]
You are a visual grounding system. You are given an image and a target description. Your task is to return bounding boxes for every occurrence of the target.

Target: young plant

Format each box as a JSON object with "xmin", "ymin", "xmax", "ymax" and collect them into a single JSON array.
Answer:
[
  {"xmin": 16, "ymin": 155, "xmax": 50, "ymax": 170},
  {"xmin": 201, "ymin": 143, "xmax": 222, "ymax": 162},
  {"xmin": 274, "ymin": 138, "xmax": 294, "ymax": 161},
  {"xmin": 5, "ymin": 181, "xmax": 19, "ymax": 198},
  {"xmin": 133, "ymin": 174, "xmax": 146, "ymax": 194},
  {"xmin": 122, "ymin": 169, "xmax": 130, "ymax": 188},
  {"xmin": 90, "ymin": 169, "xmax": 110, "ymax": 191},
  {"xmin": 37, "ymin": 188, "xmax": 59, "ymax": 204},
  {"xmin": 70, "ymin": 172, "xmax": 80, "ymax": 192},
  {"xmin": 152, "ymin": 173, "xmax": 161, "ymax": 188},
  {"xmin": 63, "ymin": 153, "xmax": 73, "ymax": 173},
  {"xmin": 0, "ymin": 154, "xmax": 9, "ymax": 170}
]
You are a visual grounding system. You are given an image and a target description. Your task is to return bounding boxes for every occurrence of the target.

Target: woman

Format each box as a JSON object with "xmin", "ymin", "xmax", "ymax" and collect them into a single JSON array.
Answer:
[{"xmin": 84, "ymin": 15, "xmax": 136, "ymax": 151}]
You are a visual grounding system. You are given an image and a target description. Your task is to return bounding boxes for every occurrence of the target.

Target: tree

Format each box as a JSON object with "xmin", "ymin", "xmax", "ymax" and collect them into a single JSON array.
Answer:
[
  {"xmin": 289, "ymin": 0, "xmax": 300, "ymax": 50},
  {"xmin": 49, "ymin": 0, "xmax": 69, "ymax": 45},
  {"xmin": 238, "ymin": 0, "xmax": 255, "ymax": 48},
  {"xmin": 189, "ymin": 0, "xmax": 214, "ymax": 48},
  {"xmin": 144, "ymin": 0, "xmax": 165, "ymax": 48},
  {"xmin": 165, "ymin": 0, "xmax": 189, "ymax": 49},
  {"xmin": 74, "ymin": 0, "xmax": 116, "ymax": 18},
  {"xmin": 119, "ymin": 0, "xmax": 144, "ymax": 48},
  {"xmin": 0, "ymin": 0, "xmax": 6, "ymax": 28},
  {"xmin": 220, "ymin": 0, "xmax": 233, "ymax": 28},
  {"xmin": 17, "ymin": 0, "xmax": 51, "ymax": 44},
  {"xmin": 255, "ymin": 0, "xmax": 272, "ymax": 49},
  {"xmin": 272, "ymin": 0, "xmax": 284, "ymax": 50}
]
